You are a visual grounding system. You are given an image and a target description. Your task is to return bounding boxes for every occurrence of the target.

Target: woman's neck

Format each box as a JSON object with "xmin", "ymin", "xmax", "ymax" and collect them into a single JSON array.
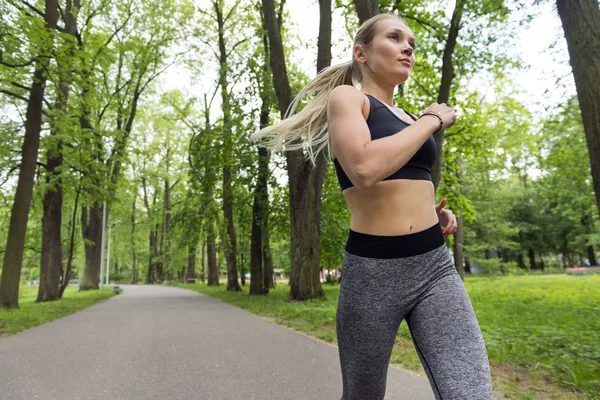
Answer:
[{"xmin": 360, "ymin": 83, "xmax": 396, "ymax": 106}]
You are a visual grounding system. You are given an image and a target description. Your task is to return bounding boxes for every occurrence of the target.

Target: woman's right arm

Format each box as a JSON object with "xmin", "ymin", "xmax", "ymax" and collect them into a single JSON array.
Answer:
[{"xmin": 328, "ymin": 85, "xmax": 441, "ymax": 191}]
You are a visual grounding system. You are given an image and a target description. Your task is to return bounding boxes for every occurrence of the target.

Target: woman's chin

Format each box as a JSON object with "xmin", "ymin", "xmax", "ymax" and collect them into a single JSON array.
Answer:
[{"xmin": 390, "ymin": 73, "xmax": 410, "ymax": 86}]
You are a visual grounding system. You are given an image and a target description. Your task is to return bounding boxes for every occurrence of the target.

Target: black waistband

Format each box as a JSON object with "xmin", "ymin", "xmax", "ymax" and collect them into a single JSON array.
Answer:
[{"xmin": 345, "ymin": 222, "xmax": 445, "ymax": 259}]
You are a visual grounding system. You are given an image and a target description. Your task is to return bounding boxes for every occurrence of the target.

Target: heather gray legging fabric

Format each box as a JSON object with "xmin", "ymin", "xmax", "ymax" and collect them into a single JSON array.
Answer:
[{"xmin": 336, "ymin": 243, "xmax": 493, "ymax": 400}]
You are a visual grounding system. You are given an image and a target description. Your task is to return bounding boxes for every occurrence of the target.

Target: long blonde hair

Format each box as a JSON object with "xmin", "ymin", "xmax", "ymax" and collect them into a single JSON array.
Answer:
[{"xmin": 251, "ymin": 13, "xmax": 408, "ymax": 167}]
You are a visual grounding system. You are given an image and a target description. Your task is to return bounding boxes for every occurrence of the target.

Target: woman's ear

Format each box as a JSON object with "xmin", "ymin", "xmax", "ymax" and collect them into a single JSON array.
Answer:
[{"xmin": 353, "ymin": 44, "xmax": 367, "ymax": 64}]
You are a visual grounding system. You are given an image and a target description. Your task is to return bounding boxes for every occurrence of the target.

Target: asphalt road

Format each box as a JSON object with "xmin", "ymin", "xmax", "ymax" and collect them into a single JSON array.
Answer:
[{"xmin": 0, "ymin": 284, "xmax": 435, "ymax": 400}]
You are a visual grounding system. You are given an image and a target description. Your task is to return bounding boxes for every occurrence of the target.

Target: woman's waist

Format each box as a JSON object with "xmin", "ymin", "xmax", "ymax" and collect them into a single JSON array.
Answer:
[
  {"xmin": 349, "ymin": 209, "xmax": 439, "ymax": 236},
  {"xmin": 344, "ymin": 179, "xmax": 438, "ymax": 235},
  {"xmin": 345, "ymin": 220, "xmax": 445, "ymax": 259}
]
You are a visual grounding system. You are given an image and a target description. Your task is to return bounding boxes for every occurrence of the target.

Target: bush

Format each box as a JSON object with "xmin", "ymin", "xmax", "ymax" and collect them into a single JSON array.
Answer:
[{"xmin": 475, "ymin": 259, "xmax": 520, "ymax": 275}]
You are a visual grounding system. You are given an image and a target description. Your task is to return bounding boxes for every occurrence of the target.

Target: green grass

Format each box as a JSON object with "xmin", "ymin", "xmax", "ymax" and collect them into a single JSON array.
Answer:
[
  {"xmin": 178, "ymin": 274, "xmax": 600, "ymax": 399},
  {"xmin": 0, "ymin": 285, "xmax": 118, "ymax": 337},
  {"xmin": 471, "ymin": 275, "xmax": 600, "ymax": 396}
]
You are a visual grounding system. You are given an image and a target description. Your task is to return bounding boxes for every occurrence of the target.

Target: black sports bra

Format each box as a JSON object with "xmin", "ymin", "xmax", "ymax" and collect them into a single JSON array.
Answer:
[{"xmin": 333, "ymin": 94, "xmax": 436, "ymax": 191}]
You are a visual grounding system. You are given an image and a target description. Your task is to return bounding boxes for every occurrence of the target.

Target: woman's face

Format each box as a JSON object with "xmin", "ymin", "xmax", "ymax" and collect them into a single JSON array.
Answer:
[{"xmin": 356, "ymin": 18, "xmax": 416, "ymax": 86}]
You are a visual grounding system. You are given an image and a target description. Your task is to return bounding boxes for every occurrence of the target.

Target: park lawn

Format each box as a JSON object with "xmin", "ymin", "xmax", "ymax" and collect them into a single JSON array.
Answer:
[
  {"xmin": 179, "ymin": 274, "xmax": 600, "ymax": 400},
  {"xmin": 0, "ymin": 285, "xmax": 117, "ymax": 338}
]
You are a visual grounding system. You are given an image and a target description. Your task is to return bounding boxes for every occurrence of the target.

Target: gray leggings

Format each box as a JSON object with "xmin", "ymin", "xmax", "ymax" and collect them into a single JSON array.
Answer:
[{"xmin": 336, "ymin": 224, "xmax": 492, "ymax": 400}]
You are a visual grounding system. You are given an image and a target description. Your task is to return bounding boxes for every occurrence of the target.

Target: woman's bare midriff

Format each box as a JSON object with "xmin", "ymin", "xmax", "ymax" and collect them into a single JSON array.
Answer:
[{"xmin": 342, "ymin": 179, "xmax": 439, "ymax": 236}]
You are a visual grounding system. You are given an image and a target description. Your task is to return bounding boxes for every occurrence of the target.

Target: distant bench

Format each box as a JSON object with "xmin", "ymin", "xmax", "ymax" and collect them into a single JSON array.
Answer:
[{"xmin": 566, "ymin": 266, "xmax": 600, "ymax": 275}]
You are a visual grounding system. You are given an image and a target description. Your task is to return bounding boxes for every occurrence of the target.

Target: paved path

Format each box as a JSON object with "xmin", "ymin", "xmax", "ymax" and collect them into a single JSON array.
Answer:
[{"xmin": 0, "ymin": 285, "xmax": 435, "ymax": 400}]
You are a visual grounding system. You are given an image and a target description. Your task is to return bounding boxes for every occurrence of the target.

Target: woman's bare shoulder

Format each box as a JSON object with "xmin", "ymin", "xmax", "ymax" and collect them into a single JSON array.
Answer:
[
  {"xmin": 329, "ymin": 85, "xmax": 363, "ymax": 103},
  {"xmin": 328, "ymin": 85, "xmax": 369, "ymax": 119}
]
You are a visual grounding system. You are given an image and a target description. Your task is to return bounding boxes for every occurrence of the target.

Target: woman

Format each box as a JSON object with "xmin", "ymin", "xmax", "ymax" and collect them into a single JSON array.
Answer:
[{"xmin": 253, "ymin": 13, "xmax": 492, "ymax": 400}]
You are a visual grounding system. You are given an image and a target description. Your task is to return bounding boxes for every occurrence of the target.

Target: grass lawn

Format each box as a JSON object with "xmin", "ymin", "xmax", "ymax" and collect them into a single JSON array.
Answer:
[
  {"xmin": 0, "ymin": 285, "xmax": 117, "ymax": 338},
  {"xmin": 178, "ymin": 274, "xmax": 600, "ymax": 400}
]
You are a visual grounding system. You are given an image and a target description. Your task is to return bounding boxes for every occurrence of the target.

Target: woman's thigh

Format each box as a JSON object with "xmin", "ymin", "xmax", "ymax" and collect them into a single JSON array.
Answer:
[{"xmin": 406, "ymin": 271, "xmax": 492, "ymax": 400}]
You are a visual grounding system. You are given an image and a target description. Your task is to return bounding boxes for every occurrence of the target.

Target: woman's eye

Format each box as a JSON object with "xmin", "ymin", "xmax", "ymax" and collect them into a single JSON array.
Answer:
[{"xmin": 390, "ymin": 33, "xmax": 399, "ymax": 41}]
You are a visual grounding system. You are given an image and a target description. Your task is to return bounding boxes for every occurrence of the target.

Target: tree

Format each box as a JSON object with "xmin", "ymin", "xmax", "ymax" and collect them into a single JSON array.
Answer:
[
  {"xmin": 77, "ymin": 0, "xmax": 188, "ymax": 290},
  {"xmin": 537, "ymin": 97, "xmax": 599, "ymax": 266},
  {"xmin": 353, "ymin": 0, "xmax": 378, "ymax": 24},
  {"xmin": 249, "ymin": 5, "xmax": 274, "ymax": 296},
  {"xmin": 261, "ymin": 0, "xmax": 326, "ymax": 301},
  {"xmin": 0, "ymin": 0, "xmax": 59, "ymax": 309},
  {"xmin": 37, "ymin": 0, "xmax": 80, "ymax": 303},
  {"xmin": 185, "ymin": 93, "xmax": 220, "ymax": 286},
  {"xmin": 556, "ymin": 0, "xmax": 600, "ymax": 219},
  {"xmin": 212, "ymin": 0, "xmax": 243, "ymax": 291},
  {"xmin": 430, "ymin": 0, "xmax": 465, "ymax": 190}
]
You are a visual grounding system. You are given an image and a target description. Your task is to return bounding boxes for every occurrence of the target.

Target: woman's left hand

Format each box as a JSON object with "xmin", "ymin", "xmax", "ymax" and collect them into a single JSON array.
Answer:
[{"xmin": 436, "ymin": 196, "xmax": 457, "ymax": 236}]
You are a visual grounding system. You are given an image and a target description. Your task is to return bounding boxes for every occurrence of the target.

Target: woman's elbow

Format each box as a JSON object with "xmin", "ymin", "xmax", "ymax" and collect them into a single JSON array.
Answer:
[{"xmin": 351, "ymin": 164, "xmax": 375, "ymax": 191}]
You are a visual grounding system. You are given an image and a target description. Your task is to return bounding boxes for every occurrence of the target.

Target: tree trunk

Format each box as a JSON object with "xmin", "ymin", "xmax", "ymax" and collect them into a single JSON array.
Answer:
[
  {"xmin": 38, "ymin": 123, "xmax": 66, "ymax": 299},
  {"xmin": 286, "ymin": 0, "xmax": 332, "ymax": 301},
  {"xmin": 250, "ymin": 148, "xmax": 267, "ymax": 294},
  {"xmin": 38, "ymin": 176, "xmax": 63, "ymax": 302},
  {"xmin": 261, "ymin": 0, "xmax": 326, "ymax": 301},
  {"xmin": 431, "ymin": 0, "xmax": 465, "ymax": 189},
  {"xmin": 453, "ymin": 212, "xmax": 465, "ymax": 280},
  {"xmin": 464, "ymin": 257, "xmax": 471, "ymax": 274},
  {"xmin": 78, "ymin": 109, "xmax": 103, "ymax": 290},
  {"xmin": 145, "ymin": 230, "xmax": 154, "ymax": 284},
  {"xmin": 163, "ymin": 178, "xmax": 171, "ymax": 281},
  {"xmin": 250, "ymin": 16, "xmax": 274, "ymax": 296},
  {"xmin": 556, "ymin": 0, "xmax": 600, "ymax": 219},
  {"xmin": 146, "ymin": 228, "xmax": 160, "ymax": 283},
  {"xmin": 240, "ymin": 253, "xmax": 245, "ymax": 286},
  {"xmin": 201, "ymin": 239, "xmax": 206, "ymax": 284},
  {"xmin": 59, "ymin": 187, "xmax": 80, "ymax": 297},
  {"xmin": 80, "ymin": 203, "xmax": 104, "ymax": 290},
  {"xmin": 0, "ymin": 0, "xmax": 59, "ymax": 308},
  {"xmin": 286, "ymin": 149, "xmax": 328, "ymax": 300},
  {"xmin": 222, "ymin": 166, "xmax": 240, "ymax": 290},
  {"xmin": 318, "ymin": 0, "xmax": 332, "ymax": 71},
  {"xmin": 131, "ymin": 194, "xmax": 137, "ymax": 284},
  {"xmin": 207, "ymin": 218, "xmax": 219, "ymax": 286},
  {"xmin": 263, "ymin": 224, "xmax": 275, "ymax": 289},
  {"xmin": 587, "ymin": 245, "xmax": 597, "ymax": 266},
  {"xmin": 517, "ymin": 253, "xmax": 525, "ymax": 269},
  {"xmin": 153, "ymin": 222, "xmax": 161, "ymax": 282},
  {"xmin": 353, "ymin": 0, "xmax": 379, "ymax": 25},
  {"xmin": 213, "ymin": 1, "xmax": 240, "ymax": 292},
  {"xmin": 187, "ymin": 245, "xmax": 196, "ymax": 282},
  {"xmin": 528, "ymin": 247, "xmax": 536, "ymax": 270},
  {"xmin": 452, "ymin": 158, "xmax": 465, "ymax": 280}
]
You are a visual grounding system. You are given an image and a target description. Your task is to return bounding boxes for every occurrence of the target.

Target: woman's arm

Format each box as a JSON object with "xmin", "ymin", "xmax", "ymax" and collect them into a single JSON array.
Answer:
[{"xmin": 328, "ymin": 85, "xmax": 439, "ymax": 191}]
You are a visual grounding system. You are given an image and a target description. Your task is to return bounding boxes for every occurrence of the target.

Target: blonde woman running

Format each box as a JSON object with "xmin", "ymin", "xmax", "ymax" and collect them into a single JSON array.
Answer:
[{"xmin": 254, "ymin": 12, "xmax": 493, "ymax": 400}]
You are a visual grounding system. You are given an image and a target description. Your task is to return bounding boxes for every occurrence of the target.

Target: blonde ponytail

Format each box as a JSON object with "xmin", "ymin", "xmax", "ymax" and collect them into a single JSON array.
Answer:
[{"xmin": 251, "ymin": 60, "xmax": 361, "ymax": 166}]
